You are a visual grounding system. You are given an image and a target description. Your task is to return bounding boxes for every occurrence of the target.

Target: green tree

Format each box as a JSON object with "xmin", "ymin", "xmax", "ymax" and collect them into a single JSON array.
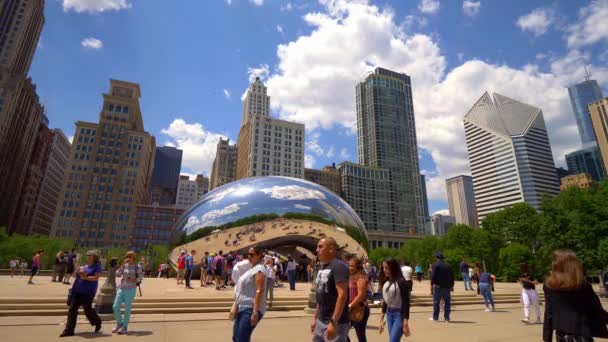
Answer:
[
  {"xmin": 369, "ymin": 247, "xmax": 398, "ymax": 265},
  {"xmin": 482, "ymin": 203, "xmax": 541, "ymax": 251},
  {"xmin": 498, "ymin": 243, "xmax": 532, "ymax": 281}
]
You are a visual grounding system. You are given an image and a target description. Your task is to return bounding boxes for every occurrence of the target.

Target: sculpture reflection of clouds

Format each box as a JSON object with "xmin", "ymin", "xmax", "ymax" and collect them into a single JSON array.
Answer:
[{"xmin": 177, "ymin": 176, "xmax": 366, "ymax": 237}]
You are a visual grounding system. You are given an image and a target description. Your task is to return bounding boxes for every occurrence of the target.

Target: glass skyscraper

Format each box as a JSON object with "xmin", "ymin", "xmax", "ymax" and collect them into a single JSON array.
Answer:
[
  {"xmin": 356, "ymin": 67, "xmax": 425, "ymax": 230},
  {"xmin": 565, "ymin": 145, "xmax": 606, "ymax": 181},
  {"xmin": 568, "ymin": 80, "xmax": 603, "ymax": 147},
  {"xmin": 150, "ymin": 146, "xmax": 183, "ymax": 205}
]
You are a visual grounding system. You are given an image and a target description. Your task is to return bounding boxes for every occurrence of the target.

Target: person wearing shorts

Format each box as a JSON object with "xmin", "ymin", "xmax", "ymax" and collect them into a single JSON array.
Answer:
[
  {"xmin": 9, "ymin": 259, "xmax": 18, "ymax": 277},
  {"xmin": 28, "ymin": 250, "xmax": 43, "ymax": 284}
]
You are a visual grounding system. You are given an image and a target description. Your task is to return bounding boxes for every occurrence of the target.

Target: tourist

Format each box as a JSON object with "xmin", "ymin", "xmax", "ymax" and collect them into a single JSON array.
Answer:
[
  {"xmin": 64, "ymin": 249, "xmax": 76, "ymax": 284},
  {"xmin": 213, "ymin": 250, "xmax": 225, "ymax": 290},
  {"xmin": 400, "ymin": 261, "xmax": 413, "ymax": 287},
  {"xmin": 9, "ymin": 258, "xmax": 18, "ymax": 278},
  {"xmin": 52, "ymin": 251, "xmax": 65, "ymax": 282},
  {"xmin": 112, "ymin": 251, "xmax": 143, "ymax": 335},
  {"xmin": 311, "ymin": 237, "xmax": 350, "ymax": 342},
  {"xmin": 379, "ymin": 258, "xmax": 411, "ymax": 342},
  {"xmin": 60, "ymin": 250, "xmax": 102, "ymax": 337},
  {"xmin": 27, "ymin": 249, "xmax": 43, "ymax": 285},
  {"xmin": 415, "ymin": 264, "xmax": 423, "ymax": 283},
  {"xmin": 430, "ymin": 252, "xmax": 454, "ymax": 322},
  {"xmin": 206, "ymin": 252, "xmax": 214, "ymax": 285},
  {"xmin": 460, "ymin": 258, "xmax": 471, "ymax": 291},
  {"xmin": 200, "ymin": 252, "xmax": 209, "ymax": 286},
  {"xmin": 427, "ymin": 263, "xmax": 433, "ymax": 295},
  {"xmin": 543, "ymin": 249, "xmax": 608, "ymax": 341},
  {"xmin": 349, "ymin": 256, "xmax": 370, "ymax": 342},
  {"xmin": 233, "ymin": 252, "xmax": 252, "ymax": 296},
  {"xmin": 473, "ymin": 262, "xmax": 482, "ymax": 295},
  {"xmin": 176, "ymin": 250, "xmax": 186, "ymax": 285},
  {"xmin": 232, "ymin": 246, "xmax": 267, "ymax": 342},
  {"xmin": 479, "ymin": 269, "xmax": 496, "ymax": 312},
  {"xmin": 265, "ymin": 258, "xmax": 276, "ymax": 307},
  {"xmin": 287, "ymin": 256, "xmax": 297, "ymax": 291},
  {"xmin": 224, "ymin": 251, "xmax": 236, "ymax": 287},
  {"xmin": 519, "ymin": 263, "xmax": 541, "ymax": 324},
  {"xmin": 185, "ymin": 250, "xmax": 195, "ymax": 289}
]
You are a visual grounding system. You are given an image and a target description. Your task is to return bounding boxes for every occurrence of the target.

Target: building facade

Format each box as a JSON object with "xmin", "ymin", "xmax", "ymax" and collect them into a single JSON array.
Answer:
[
  {"xmin": 241, "ymin": 77, "xmax": 270, "ymax": 126},
  {"xmin": 0, "ymin": 0, "xmax": 44, "ymax": 76},
  {"xmin": 445, "ymin": 175, "xmax": 478, "ymax": 227},
  {"xmin": 209, "ymin": 138, "xmax": 237, "ymax": 190},
  {"xmin": 356, "ymin": 67, "xmax": 425, "ymax": 230},
  {"xmin": 195, "ymin": 174, "xmax": 209, "ymax": 197},
  {"xmin": 588, "ymin": 98, "xmax": 608, "ymax": 173},
  {"xmin": 236, "ymin": 79, "xmax": 304, "ymax": 179},
  {"xmin": 304, "ymin": 164, "xmax": 341, "ymax": 195},
  {"xmin": 565, "ymin": 146, "xmax": 606, "ymax": 182},
  {"xmin": 132, "ymin": 204, "xmax": 185, "ymax": 251},
  {"xmin": 425, "ymin": 214, "xmax": 456, "ymax": 236},
  {"xmin": 50, "ymin": 80, "xmax": 156, "ymax": 248},
  {"xmin": 420, "ymin": 174, "xmax": 429, "ymax": 221},
  {"xmin": 176, "ymin": 175, "xmax": 198, "ymax": 209},
  {"xmin": 150, "ymin": 146, "xmax": 182, "ymax": 206},
  {"xmin": 337, "ymin": 162, "xmax": 394, "ymax": 232},
  {"xmin": 560, "ymin": 173, "xmax": 595, "ymax": 191},
  {"xmin": 463, "ymin": 92, "xmax": 560, "ymax": 222},
  {"xmin": 568, "ymin": 80, "xmax": 603, "ymax": 147}
]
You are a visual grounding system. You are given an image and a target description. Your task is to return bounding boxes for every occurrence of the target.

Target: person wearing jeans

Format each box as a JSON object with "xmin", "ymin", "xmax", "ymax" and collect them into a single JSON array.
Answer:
[
  {"xmin": 431, "ymin": 252, "xmax": 454, "ymax": 322},
  {"xmin": 184, "ymin": 250, "xmax": 196, "ymax": 289},
  {"xmin": 459, "ymin": 258, "xmax": 471, "ymax": 291},
  {"xmin": 287, "ymin": 257, "xmax": 297, "ymax": 291},
  {"xmin": 379, "ymin": 258, "xmax": 411, "ymax": 342},
  {"xmin": 113, "ymin": 251, "xmax": 143, "ymax": 335},
  {"xmin": 233, "ymin": 247, "xmax": 267, "ymax": 342},
  {"xmin": 478, "ymin": 271, "xmax": 496, "ymax": 312}
]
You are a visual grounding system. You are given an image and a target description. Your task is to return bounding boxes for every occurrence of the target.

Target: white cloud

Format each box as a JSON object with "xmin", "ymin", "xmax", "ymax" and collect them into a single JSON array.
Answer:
[
  {"xmin": 280, "ymin": 2, "xmax": 293, "ymax": 11},
  {"xmin": 339, "ymin": 148, "xmax": 350, "ymax": 160},
  {"xmin": 425, "ymin": 176, "xmax": 447, "ymax": 201},
  {"xmin": 223, "ymin": 89, "xmax": 231, "ymax": 100},
  {"xmin": 305, "ymin": 154, "xmax": 315, "ymax": 168},
  {"xmin": 294, "ymin": 204, "xmax": 312, "ymax": 210},
  {"xmin": 260, "ymin": 185, "xmax": 326, "ymax": 200},
  {"xmin": 250, "ymin": 0, "xmax": 264, "ymax": 6},
  {"xmin": 418, "ymin": 0, "xmax": 440, "ymax": 14},
  {"xmin": 258, "ymin": 0, "xmax": 608, "ymax": 202},
  {"xmin": 566, "ymin": 0, "xmax": 608, "ymax": 48},
  {"xmin": 306, "ymin": 131, "xmax": 324, "ymax": 157},
  {"xmin": 247, "ymin": 64, "xmax": 270, "ymax": 83},
  {"xmin": 277, "ymin": 25, "xmax": 284, "ymax": 34},
  {"xmin": 462, "ymin": 1, "xmax": 481, "ymax": 17},
  {"xmin": 326, "ymin": 146, "xmax": 335, "ymax": 158},
  {"xmin": 68, "ymin": 136, "xmax": 74, "ymax": 144},
  {"xmin": 432, "ymin": 209, "xmax": 450, "ymax": 216},
  {"xmin": 81, "ymin": 37, "xmax": 103, "ymax": 50},
  {"xmin": 161, "ymin": 119, "xmax": 226, "ymax": 174},
  {"xmin": 63, "ymin": 0, "xmax": 131, "ymax": 13},
  {"xmin": 226, "ymin": 0, "xmax": 232, "ymax": 5},
  {"xmin": 516, "ymin": 8, "xmax": 554, "ymax": 37}
]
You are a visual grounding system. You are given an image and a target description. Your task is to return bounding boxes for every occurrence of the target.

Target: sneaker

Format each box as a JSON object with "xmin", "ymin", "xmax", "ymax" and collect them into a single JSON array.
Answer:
[
  {"xmin": 94, "ymin": 321, "xmax": 102, "ymax": 333},
  {"xmin": 484, "ymin": 308, "xmax": 490, "ymax": 312},
  {"xmin": 112, "ymin": 324, "xmax": 122, "ymax": 333},
  {"xmin": 428, "ymin": 318, "xmax": 438, "ymax": 321},
  {"xmin": 521, "ymin": 318, "xmax": 530, "ymax": 324},
  {"xmin": 27, "ymin": 281, "xmax": 34, "ymax": 285},
  {"xmin": 118, "ymin": 326, "xmax": 128, "ymax": 335},
  {"xmin": 59, "ymin": 331, "xmax": 74, "ymax": 338}
]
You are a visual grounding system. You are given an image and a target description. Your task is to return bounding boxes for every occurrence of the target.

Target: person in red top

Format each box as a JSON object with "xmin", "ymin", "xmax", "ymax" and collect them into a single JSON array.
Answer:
[
  {"xmin": 348, "ymin": 255, "xmax": 370, "ymax": 342},
  {"xmin": 28, "ymin": 249, "xmax": 43, "ymax": 285},
  {"xmin": 176, "ymin": 250, "xmax": 186, "ymax": 285}
]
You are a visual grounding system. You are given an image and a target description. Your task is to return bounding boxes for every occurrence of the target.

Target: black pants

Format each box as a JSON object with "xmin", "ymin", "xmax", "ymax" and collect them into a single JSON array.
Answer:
[
  {"xmin": 185, "ymin": 269, "xmax": 192, "ymax": 287},
  {"xmin": 349, "ymin": 306, "xmax": 370, "ymax": 342},
  {"xmin": 65, "ymin": 292, "xmax": 101, "ymax": 334}
]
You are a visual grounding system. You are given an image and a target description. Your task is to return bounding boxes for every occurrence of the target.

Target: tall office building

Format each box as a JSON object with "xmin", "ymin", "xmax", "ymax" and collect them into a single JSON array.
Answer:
[
  {"xmin": 50, "ymin": 80, "xmax": 156, "ymax": 248},
  {"xmin": 588, "ymin": 98, "xmax": 608, "ymax": 173},
  {"xmin": 565, "ymin": 146, "xmax": 605, "ymax": 181},
  {"xmin": 150, "ymin": 146, "xmax": 182, "ymax": 205},
  {"xmin": 236, "ymin": 79, "xmax": 304, "ymax": 179},
  {"xmin": 210, "ymin": 138, "xmax": 237, "ymax": 190},
  {"xmin": 567, "ymin": 79, "xmax": 603, "ymax": 147},
  {"xmin": 445, "ymin": 175, "xmax": 478, "ymax": 227},
  {"xmin": 29, "ymin": 129, "xmax": 71, "ymax": 235},
  {"xmin": 176, "ymin": 174, "xmax": 208, "ymax": 209},
  {"xmin": 463, "ymin": 92, "xmax": 559, "ymax": 222},
  {"xmin": 0, "ymin": 0, "xmax": 45, "ymax": 233},
  {"xmin": 195, "ymin": 174, "xmax": 209, "ymax": 197},
  {"xmin": 304, "ymin": 164, "xmax": 341, "ymax": 195},
  {"xmin": 425, "ymin": 214, "xmax": 456, "ymax": 236},
  {"xmin": 132, "ymin": 204, "xmax": 185, "ymax": 251},
  {"xmin": 356, "ymin": 67, "xmax": 425, "ymax": 229},
  {"xmin": 420, "ymin": 174, "xmax": 429, "ymax": 220}
]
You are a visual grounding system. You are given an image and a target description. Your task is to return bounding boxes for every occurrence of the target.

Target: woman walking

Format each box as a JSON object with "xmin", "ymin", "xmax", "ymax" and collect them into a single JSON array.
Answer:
[
  {"xmin": 379, "ymin": 259, "xmax": 411, "ymax": 342},
  {"xmin": 60, "ymin": 250, "xmax": 102, "ymax": 337},
  {"xmin": 478, "ymin": 270, "xmax": 496, "ymax": 312},
  {"xmin": 52, "ymin": 251, "xmax": 65, "ymax": 282},
  {"xmin": 232, "ymin": 246, "xmax": 267, "ymax": 342},
  {"xmin": 265, "ymin": 258, "xmax": 276, "ymax": 307},
  {"xmin": 349, "ymin": 256, "xmax": 370, "ymax": 342},
  {"xmin": 519, "ymin": 263, "xmax": 541, "ymax": 324},
  {"xmin": 112, "ymin": 251, "xmax": 142, "ymax": 335},
  {"xmin": 543, "ymin": 249, "xmax": 608, "ymax": 342},
  {"xmin": 415, "ymin": 265, "xmax": 423, "ymax": 283}
]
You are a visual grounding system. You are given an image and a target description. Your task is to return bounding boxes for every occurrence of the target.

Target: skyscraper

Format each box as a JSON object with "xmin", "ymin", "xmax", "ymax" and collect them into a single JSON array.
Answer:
[
  {"xmin": 236, "ymin": 78, "xmax": 304, "ymax": 179},
  {"xmin": 50, "ymin": 80, "xmax": 156, "ymax": 248},
  {"xmin": 565, "ymin": 146, "xmax": 605, "ymax": 181},
  {"xmin": 463, "ymin": 92, "xmax": 559, "ymax": 222},
  {"xmin": 356, "ymin": 67, "xmax": 425, "ymax": 229},
  {"xmin": 567, "ymin": 79, "xmax": 603, "ymax": 147},
  {"xmin": 425, "ymin": 214, "xmax": 456, "ymax": 236},
  {"xmin": 209, "ymin": 138, "xmax": 237, "ymax": 190},
  {"xmin": 304, "ymin": 164, "xmax": 341, "ymax": 195},
  {"xmin": 150, "ymin": 146, "xmax": 182, "ymax": 205},
  {"xmin": 195, "ymin": 174, "xmax": 209, "ymax": 197},
  {"xmin": 588, "ymin": 98, "xmax": 608, "ymax": 173},
  {"xmin": 445, "ymin": 175, "xmax": 478, "ymax": 227},
  {"xmin": 420, "ymin": 174, "xmax": 429, "ymax": 220},
  {"xmin": 0, "ymin": 0, "xmax": 45, "ymax": 233}
]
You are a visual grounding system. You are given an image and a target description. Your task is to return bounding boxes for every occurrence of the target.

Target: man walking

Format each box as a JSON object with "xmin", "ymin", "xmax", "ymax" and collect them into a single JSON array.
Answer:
[
  {"xmin": 185, "ymin": 250, "xmax": 196, "ymax": 289},
  {"xmin": 212, "ymin": 250, "xmax": 225, "ymax": 290},
  {"xmin": 431, "ymin": 252, "xmax": 454, "ymax": 322},
  {"xmin": 311, "ymin": 237, "xmax": 350, "ymax": 342},
  {"xmin": 28, "ymin": 250, "xmax": 43, "ymax": 285},
  {"xmin": 460, "ymin": 258, "xmax": 471, "ymax": 291}
]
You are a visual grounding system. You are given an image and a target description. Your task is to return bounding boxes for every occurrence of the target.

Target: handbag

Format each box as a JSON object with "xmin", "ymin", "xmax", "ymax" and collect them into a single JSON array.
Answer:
[{"xmin": 349, "ymin": 303, "xmax": 365, "ymax": 322}]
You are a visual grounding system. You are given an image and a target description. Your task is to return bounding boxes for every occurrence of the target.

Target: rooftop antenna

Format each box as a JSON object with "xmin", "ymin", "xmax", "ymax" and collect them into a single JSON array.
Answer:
[{"xmin": 583, "ymin": 63, "xmax": 592, "ymax": 81}]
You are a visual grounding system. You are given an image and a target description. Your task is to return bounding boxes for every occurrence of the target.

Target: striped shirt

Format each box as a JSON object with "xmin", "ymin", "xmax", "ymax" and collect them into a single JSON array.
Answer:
[
  {"xmin": 236, "ymin": 264, "xmax": 267, "ymax": 314},
  {"xmin": 116, "ymin": 263, "xmax": 143, "ymax": 289}
]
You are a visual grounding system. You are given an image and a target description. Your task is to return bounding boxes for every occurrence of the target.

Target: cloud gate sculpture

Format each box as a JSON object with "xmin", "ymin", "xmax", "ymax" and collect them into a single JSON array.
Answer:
[{"xmin": 170, "ymin": 176, "xmax": 368, "ymax": 266}]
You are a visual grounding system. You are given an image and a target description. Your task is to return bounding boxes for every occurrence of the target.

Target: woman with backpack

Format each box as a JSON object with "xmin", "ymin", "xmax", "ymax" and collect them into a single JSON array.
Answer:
[
  {"xmin": 112, "ymin": 251, "xmax": 143, "ymax": 335},
  {"xmin": 379, "ymin": 258, "xmax": 411, "ymax": 342}
]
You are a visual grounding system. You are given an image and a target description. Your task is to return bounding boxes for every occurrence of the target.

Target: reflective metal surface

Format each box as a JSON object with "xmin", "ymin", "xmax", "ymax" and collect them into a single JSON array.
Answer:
[{"xmin": 174, "ymin": 176, "xmax": 367, "ymax": 251}]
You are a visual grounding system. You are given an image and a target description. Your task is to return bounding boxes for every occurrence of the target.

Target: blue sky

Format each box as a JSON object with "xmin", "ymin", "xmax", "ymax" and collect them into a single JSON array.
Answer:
[{"xmin": 30, "ymin": 0, "xmax": 608, "ymax": 215}]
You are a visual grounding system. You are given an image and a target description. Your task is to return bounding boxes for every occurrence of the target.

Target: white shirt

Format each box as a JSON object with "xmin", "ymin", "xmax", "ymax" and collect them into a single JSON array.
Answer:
[
  {"xmin": 9, "ymin": 260, "xmax": 17, "ymax": 268},
  {"xmin": 232, "ymin": 259, "xmax": 252, "ymax": 295},
  {"xmin": 401, "ymin": 265, "xmax": 413, "ymax": 281},
  {"xmin": 266, "ymin": 265, "xmax": 276, "ymax": 279},
  {"xmin": 287, "ymin": 261, "xmax": 297, "ymax": 271}
]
